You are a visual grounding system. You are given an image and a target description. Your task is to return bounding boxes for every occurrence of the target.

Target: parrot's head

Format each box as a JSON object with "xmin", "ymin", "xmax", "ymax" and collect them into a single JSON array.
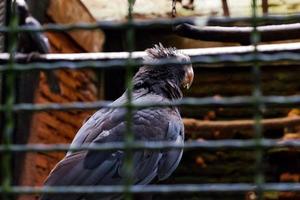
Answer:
[
  {"xmin": 133, "ymin": 43, "xmax": 193, "ymax": 99},
  {"xmin": 143, "ymin": 43, "xmax": 194, "ymax": 89}
]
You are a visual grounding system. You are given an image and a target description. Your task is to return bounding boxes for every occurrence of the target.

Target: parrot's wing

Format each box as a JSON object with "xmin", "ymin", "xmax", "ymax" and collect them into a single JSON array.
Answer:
[{"xmin": 157, "ymin": 120, "xmax": 184, "ymax": 181}]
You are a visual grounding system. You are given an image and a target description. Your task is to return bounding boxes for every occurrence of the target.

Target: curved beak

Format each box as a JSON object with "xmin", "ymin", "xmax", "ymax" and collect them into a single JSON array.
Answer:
[{"xmin": 182, "ymin": 65, "xmax": 194, "ymax": 89}]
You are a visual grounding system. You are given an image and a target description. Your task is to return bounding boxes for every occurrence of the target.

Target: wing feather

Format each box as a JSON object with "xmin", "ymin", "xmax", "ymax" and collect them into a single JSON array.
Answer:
[
  {"xmin": 158, "ymin": 120, "xmax": 184, "ymax": 180},
  {"xmin": 42, "ymin": 93, "xmax": 183, "ymax": 200}
]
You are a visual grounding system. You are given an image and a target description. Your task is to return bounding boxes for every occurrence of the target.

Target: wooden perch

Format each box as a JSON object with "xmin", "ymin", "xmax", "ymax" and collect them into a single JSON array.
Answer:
[
  {"xmin": 184, "ymin": 116, "xmax": 300, "ymax": 131},
  {"xmin": 1, "ymin": 42, "xmax": 300, "ymax": 64},
  {"xmin": 221, "ymin": 0, "xmax": 230, "ymax": 17},
  {"xmin": 262, "ymin": 0, "xmax": 269, "ymax": 15},
  {"xmin": 183, "ymin": 116, "xmax": 300, "ymax": 139},
  {"xmin": 174, "ymin": 23, "xmax": 300, "ymax": 44}
]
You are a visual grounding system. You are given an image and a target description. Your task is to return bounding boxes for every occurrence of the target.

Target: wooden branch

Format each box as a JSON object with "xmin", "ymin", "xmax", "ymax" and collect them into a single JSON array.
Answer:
[
  {"xmin": 184, "ymin": 117, "xmax": 300, "ymax": 131},
  {"xmin": 221, "ymin": 0, "xmax": 230, "ymax": 17},
  {"xmin": 183, "ymin": 116, "xmax": 300, "ymax": 139},
  {"xmin": 174, "ymin": 23, "xmax": 300, "ymax": 44},
  {"xmin": 262, "ymin": 0, "xmax": 269, "ymax": 15}
]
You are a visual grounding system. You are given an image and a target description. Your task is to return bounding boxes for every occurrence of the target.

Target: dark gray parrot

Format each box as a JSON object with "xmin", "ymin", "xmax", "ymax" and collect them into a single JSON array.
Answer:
[
  {"xmin": 40, "ymin": 44, "xmax": 194, "ymax": 200},
  {"xmin": 15, "ymin": 0, "xmax": 60, "ymax": 93}
]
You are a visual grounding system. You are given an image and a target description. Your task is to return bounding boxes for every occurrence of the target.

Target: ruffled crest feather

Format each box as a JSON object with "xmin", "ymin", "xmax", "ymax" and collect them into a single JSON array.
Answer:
[{"xmin": 144, "ymin": 43, "xmax": 185, "ymax": 63}]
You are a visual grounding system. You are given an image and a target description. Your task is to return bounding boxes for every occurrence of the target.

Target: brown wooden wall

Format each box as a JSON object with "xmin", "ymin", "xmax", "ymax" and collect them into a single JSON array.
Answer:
[{"xmin": 18, "ymin": 32, "xmax": 99, "ymax": 200}]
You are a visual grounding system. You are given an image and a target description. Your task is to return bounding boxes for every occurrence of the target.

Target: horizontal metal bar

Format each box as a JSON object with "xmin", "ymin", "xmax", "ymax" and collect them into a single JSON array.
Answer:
[
  {"xmin": 0, "ymin": 43, "xmax": 299, "ymax": 71},
  {"xmin": 0, "ymin": 17, "xmax": 195, "ymax": 32},
  {"xmin": 0, "ymin": 139, "xmax": 299, "ymax": 152},
  {"xmin": 1, "ymin": 183, "xmax": 300, "ymax": 194},
  {"xmin": 0, "ymin": 100, "xmax": 113, "ymax": 111},
  {"xmin": 0, "ymin": 14, "xmax": 299, "ymax": 33},
  {"xmin": 1, "ymin": 95, "xmax": 300, "ymax": 112}
]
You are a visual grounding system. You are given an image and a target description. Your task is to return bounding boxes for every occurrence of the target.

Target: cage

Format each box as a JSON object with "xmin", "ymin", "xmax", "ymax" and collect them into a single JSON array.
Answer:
[{"xmin": 0, "ymin": 0, "xmax": 300, "ymax": 200}]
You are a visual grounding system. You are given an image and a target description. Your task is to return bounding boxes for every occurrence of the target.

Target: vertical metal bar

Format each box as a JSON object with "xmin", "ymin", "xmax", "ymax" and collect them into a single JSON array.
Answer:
[
  {"xmin": 124, "ymin": 0, "xmax": 135, "ymax": 200},
  {"xmin": 251, "ymin": 0, "xmax": 264, "ymax": 199},
  {"xmin": 2, "ymin": 0, "xmax": 18, "ymax": 200},
  {"xmin": 0, "ymin": 0, "xmax": 6, "ymax": 138},
  {"xmin": 0, "ymin": 0, "xmax": 5, "ymax": 52}
]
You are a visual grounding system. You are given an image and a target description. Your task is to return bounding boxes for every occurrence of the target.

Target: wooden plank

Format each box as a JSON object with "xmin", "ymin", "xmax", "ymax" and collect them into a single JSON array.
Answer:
[
  {"xmin": 183, "ymin": 116, "xmax": 300, "ymax": 139},
  {"xmin": 1, "ymin": 42, "xmax": 300, "ymax": 63},
  {"xmin": 47, "ymin": 0, "xmax": 105, "ymax": 52},
  {"xmin": 18, "ymin": 32, "xmax": 98, "ymax": 200}
]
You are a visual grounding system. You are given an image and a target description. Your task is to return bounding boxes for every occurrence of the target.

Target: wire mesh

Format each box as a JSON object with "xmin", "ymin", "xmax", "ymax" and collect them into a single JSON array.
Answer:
[
  {"xmin": 123, "ymin": 1, "xmax": 135, "ymax": 199},
  {"xmin": 250, "ymin": 0, "xmax": 264, "ymax": 199},
  {"xmin": 2, "ymin": 1, "xmax": 17, "ymax": 199},
  {"xmin": 0, "ymin": 0, "xmax": 299, "ymax": 199}
]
